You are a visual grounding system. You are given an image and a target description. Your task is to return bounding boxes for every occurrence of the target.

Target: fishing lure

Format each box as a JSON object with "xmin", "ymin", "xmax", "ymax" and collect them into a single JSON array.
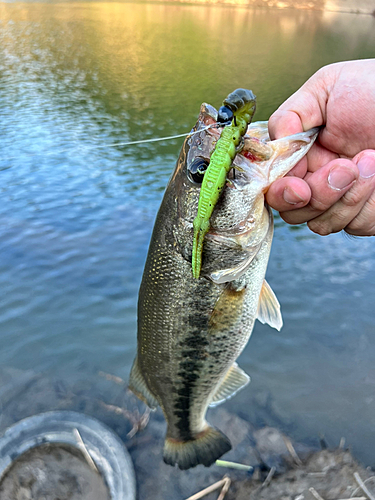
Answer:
[{"xmin": 191, "ymin": 88, "xmax": 256, "ymax": 279}]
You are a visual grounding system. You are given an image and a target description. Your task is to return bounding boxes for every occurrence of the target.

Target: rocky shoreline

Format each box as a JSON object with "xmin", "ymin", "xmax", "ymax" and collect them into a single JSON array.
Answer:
[{"xmin": 0, "ymin": 368, "xmax": 374, "ymax": 500}]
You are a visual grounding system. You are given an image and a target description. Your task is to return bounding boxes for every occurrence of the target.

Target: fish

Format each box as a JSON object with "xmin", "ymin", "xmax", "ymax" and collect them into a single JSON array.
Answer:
[{"xmin": 129, "ymin": 97, "xmax": 318, "ymax": 470}]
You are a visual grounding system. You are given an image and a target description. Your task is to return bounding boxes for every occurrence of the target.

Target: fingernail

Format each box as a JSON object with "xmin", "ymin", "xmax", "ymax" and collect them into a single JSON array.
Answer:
[
  {"xmin": 357, "ymin": 155, "xmax": 375, "ymax": 179},
  {"xmin": 283, "ymin": 187, "xmax": 305, "ymax": 205},
  {"xmin": 328, "ymin": 166, "xmax": 356, "ymax": 190}
]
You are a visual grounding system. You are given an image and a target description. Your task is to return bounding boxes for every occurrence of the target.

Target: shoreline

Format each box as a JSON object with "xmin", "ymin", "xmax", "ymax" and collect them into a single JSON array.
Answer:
[{"xmin": 1, "ymin": 368, "xmax": 374, "ymax": 499}]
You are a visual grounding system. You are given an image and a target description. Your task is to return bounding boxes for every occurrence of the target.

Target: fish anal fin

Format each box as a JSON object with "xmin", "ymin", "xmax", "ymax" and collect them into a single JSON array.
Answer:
[
  {"xmin": 257, "ymin": 279, "xmax": 283, "ymax": 331},
  {"xmin": 209, "ymin": 362, "xmax": 250, "ymax": 407},
  {"xmin": 163, "ymin": 426, "xmax": 231, "ymax": 469},
  {"xmin": 128, "ymin": 357, "xmax": 158, "ymax": 410}
]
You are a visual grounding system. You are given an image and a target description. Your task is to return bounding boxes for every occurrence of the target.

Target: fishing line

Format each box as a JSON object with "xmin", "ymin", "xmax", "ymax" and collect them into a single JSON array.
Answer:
[{"xmin": 0, "ymin": 124, "xmax": 220, "ymax": 163}]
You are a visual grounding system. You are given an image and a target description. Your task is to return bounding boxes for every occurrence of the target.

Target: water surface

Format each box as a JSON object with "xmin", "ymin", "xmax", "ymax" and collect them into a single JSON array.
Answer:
[{"xmin": 0, "ymin": 1, "xmax": 375, "ymax": 465}]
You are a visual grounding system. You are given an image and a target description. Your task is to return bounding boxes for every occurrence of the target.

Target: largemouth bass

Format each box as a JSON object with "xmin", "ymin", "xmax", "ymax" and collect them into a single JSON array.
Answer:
[{"xmin": 129, "ymin": 98, "xmax": 318, "ymax": 470}]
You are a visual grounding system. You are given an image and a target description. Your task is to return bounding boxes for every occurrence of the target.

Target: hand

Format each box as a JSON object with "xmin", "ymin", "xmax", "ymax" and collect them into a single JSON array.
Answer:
[{"xmin": 266, "ymin": 59, "xmax": 375, "ymax": 236}]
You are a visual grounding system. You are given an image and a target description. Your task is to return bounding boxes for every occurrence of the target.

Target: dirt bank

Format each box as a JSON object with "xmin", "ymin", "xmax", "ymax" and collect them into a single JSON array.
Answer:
[{"xmin": 0, "ymin": 368, "xmax": 374, "ymax": 500}]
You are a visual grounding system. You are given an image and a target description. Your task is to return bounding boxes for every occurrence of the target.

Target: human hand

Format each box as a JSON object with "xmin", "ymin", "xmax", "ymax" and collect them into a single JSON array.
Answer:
[{"xmin": 266, "ymin": 59, "xmax": 375, "ymax": 236}]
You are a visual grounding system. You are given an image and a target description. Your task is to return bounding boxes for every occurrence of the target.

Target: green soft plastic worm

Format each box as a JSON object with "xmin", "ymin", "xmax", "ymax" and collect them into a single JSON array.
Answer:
[{"xmin": 192, "ymin": 89, "xmax": 256, "ymax": 279}]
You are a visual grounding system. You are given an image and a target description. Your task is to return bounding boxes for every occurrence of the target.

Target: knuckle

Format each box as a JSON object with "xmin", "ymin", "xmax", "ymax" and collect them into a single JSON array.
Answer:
[
  {"xmin": 345, "ymin": 216, "xmax": 363, "ymax": 233},
  {"xmin": 280, "ymin": 211, "xmax": 301, "ymax": 225},
  {"xmin": 330, "ymin": 208, "xmax": 350, "ymax": 225},
  {"xmin": 341, "ymin": 187, "xmax": 366, "ymax": 208},
  {"xmin": 345, "ymin": 219, "xmax": 375, "ymax": 238},
  {"xmin": 345, "ymin": 195, "xmax": 375, "ymax": 236},
  {"xmin": 345, "ymin": 224, "xmax": 375, "ymax": 236},
  {"xmin": 308, "ymin": 196, "xmax": 331, "ymax": 212},
  {"xmin": 307, "ymin": 219, "xmax": 332, "ymax": 236}
]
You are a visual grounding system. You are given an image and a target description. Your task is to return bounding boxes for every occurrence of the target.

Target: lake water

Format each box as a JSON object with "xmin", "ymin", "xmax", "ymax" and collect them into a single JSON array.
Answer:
[{"xmin": 0, "ymin": 1, "xmax": 375, "ymax": 467}]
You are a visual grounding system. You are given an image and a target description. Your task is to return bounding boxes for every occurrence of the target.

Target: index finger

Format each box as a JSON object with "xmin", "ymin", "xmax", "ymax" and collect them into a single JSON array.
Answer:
[
  {"xmin": 268, "ymin": 109, "xmax": 304, "ymax": 139},
  {"xmin": 268, "ymin": 67, "xmax": 332, "ymax": 140}
]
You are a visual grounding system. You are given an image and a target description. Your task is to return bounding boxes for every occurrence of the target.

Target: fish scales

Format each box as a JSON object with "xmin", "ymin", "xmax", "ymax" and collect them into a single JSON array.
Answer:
[{"xmin": 129, "ymin": 99, "xmax": 318, "ymax": 470}]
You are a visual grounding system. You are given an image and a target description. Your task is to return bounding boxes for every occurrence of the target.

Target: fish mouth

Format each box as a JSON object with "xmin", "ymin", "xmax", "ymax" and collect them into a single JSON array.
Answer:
[
  {"xmin": 197, "ymin": 113, "xmax": 272, "ymax": 168},
  {"xmin": 183, "ymin": 104, "xmax": 317, "ymax": 240},
  {"xmin": 183, "ymin": 109, "xmax": 270, "ymax": 238}
]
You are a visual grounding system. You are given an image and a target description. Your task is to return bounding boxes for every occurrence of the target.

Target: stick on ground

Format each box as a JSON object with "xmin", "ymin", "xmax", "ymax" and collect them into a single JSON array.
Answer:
[
  {"xmin": 98, "ymin": 371, "xmax": 125, "ymax": 385},
  {"xmin": 99, "ymin": 401, "xmax": 150, "ymax": 438},
  {"xmin": 73, "ymin": 428, "xmax": 99, "ymax": 473},
  {"xmin": 309, "ymin": 487, "xmax": 325, "ymax": 500},
  {"xmin": 262, "ymin": 466, "xmax": 276, "ymax": 488},
  {"xmin": 283, "ymin": 435, "xmax": 303, "ymax": 466},
  {"xmin": 217, "ymin": 477, "xmax": 231, "ymax": 500},
  {"xmin": 354, "ymin": 472, "xmax": 375, "ymax": 500},
  {"xmin": 185, "ymin": 476, "xmax": 230, "ymax": 500}
]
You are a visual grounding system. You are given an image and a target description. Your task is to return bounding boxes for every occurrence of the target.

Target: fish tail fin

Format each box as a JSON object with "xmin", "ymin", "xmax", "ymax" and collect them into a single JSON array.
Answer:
[{"xmin": 163, "ymin": 426, "xmax": 231, "ymax": 470}]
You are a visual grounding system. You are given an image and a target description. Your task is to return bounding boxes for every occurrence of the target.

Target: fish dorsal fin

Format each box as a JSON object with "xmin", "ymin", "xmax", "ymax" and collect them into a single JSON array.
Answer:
[
  {"xmin": 257, "ymin": 279, "xmax": 283, "ymax": 331},
  {"xmin": 128, "ymin": 356, "xmax": 158, "ymax": 410},
  {"xmin": 209, "ymin": 363, "xmax": 250, "ymax": 407}
]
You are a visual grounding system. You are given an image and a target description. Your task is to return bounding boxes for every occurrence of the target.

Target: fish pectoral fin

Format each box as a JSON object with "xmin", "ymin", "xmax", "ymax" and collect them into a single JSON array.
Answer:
[
  {"xmin": 209, "ymin": 362, "xmax": 250, "ymax": 407},
  {"xmin": 257, "ymin": 279, "xmax": 283, "ymax": 331},
  {"xmin": 209, "ymin": 250, "xmax": 257, "ymax": 284},
  {"xmin": 128, "ymin": 357, "xmax": 158, "ymax": 410}
]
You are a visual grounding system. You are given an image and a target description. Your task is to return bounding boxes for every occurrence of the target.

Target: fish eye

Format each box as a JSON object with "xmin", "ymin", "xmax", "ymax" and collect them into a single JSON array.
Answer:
[
  {"xmin": 217, "ymin": 106, "xmax": 233, "ymax": 125},
  {"xmin": 188, "ymin": 157, "xmax": 209, "ymax": 184}
]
